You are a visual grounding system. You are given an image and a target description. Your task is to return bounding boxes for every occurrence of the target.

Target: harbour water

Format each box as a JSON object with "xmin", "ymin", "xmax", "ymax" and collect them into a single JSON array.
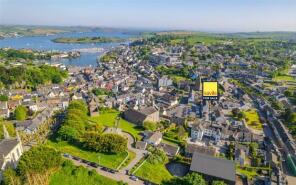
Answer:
[{"xmin": 0, "ymin": 31, "xmax": 135, "ymax": 66}]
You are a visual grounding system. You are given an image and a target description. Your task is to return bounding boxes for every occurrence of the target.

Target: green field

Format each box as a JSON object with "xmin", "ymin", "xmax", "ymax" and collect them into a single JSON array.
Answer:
[
  {"xmin": 273, "ymin": 75, "xmax": 296, "ymax": 82},
  {"xmin": 47, "ymin": 140, "xmax": 130, "ymax": 169},
  {"xmin": 50, "ymin": 161, "xmax": 123, "ymax": 185},
  {"xmin": 134, "ymin": 161, "xmax": 173, "ymax": 184},
  {"xmin": 236, "ymin": 166, "xmax": 258, "ymax": 179},
  {"xmin": 89, "ymin": 109, "xmax": 144, "ymax": 140},
  {"xmin": 244, "ymin": 109, "xmax": 263, "ymax": 130}
]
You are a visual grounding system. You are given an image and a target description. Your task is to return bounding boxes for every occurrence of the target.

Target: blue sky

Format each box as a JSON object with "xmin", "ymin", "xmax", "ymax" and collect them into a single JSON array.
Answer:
[{"xmin": 0, "ymin": 0, "xmax": 296, "ymax": 32}]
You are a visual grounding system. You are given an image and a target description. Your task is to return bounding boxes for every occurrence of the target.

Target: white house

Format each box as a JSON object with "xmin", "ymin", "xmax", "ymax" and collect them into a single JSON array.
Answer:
[{"xmin": 0, "ymin": 126, "xmax": 23, "ymax": 180}]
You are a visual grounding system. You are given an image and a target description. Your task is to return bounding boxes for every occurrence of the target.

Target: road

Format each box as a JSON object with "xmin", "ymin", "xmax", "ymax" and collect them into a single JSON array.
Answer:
[
  {"xmin": 121, "ymin": 132, "xmax": 147, "ymax": 171},
  {"xmin": 69, "ymin": 158, "xmax": 145, "ymax": 185}
]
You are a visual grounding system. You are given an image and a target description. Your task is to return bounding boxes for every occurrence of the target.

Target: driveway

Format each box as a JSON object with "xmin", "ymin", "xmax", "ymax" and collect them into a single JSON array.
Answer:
[
  {"xmin": 70, "ymin": 158, "xmax": 145, "ymax": 185},
  {"xmin": 121, "ymin": 132, "xmax": 147, "ymax": 171}
]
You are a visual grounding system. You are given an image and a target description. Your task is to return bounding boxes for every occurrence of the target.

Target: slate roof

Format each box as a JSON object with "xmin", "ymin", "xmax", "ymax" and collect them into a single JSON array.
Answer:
[
  {"xmin": 124, "ymin": 106, "xmax": 158, "ymax": 124},
  {"xmin": 185, "ymin": 144, "xmax": 216, "ymax": 156},
  {"xmin": 0, "ymin": 138, "xmax": 19, "ymax": 168},
  {"xmin": 159, "ymin": 143, "xmax": 179, "ymax": 156},
  {"xmin": 190, "ymin": 152, "xmax": 236, "ymax": 182}
]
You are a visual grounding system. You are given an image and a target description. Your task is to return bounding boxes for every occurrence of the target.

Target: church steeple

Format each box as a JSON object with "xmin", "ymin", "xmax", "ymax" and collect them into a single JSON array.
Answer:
[{"xmin": 3, "ymin": 125, "xmax": 10, "ymax": 139}]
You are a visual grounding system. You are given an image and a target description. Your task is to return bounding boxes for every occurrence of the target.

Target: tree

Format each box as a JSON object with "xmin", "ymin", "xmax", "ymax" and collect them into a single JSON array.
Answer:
[
  {"xmin": 17, "ymin": 146, "xmax": 62, "ymax": 176},
  {"xmin": 288, "ymin": 112, "xmax": 296, "ymax": 124},
  {"xmin": 51, "ymin": 74, "xmax": 62, "ymax": 84},
  {"xmin": 232, "ymin": 108, "xmax": 239, "ymax": 117},
  {"xmin": 82, "ymin": 133, "xmax": 127, "ymax": 154},
  {"xmin": 237, "ymin": 111, "xmax": 246, "ymax": 120},
  {"xmin": 249, "ymin": 142, "xmax": 259, "ymax": 158},
  {"xmin": 58, "ymin": 125, "xmax": 80, "ymax": 142},
  {"xmin": 68, "ymin": 100, "xmax": 88, "ymax": 115},
  {"xmin": 14, "ymin": 105, "xmax": 27, "ymax": 121},
  {"xmin": 147, "ymin": 148, "xmax": 168, "ymax": 164},
  {"xmin": 0, "ymin": 121, "xmax": 16, "ymax": 139},
  {"xmin": 0, "ymin": 94, "xmax": 8, "ymax": 101},
  {"xmin": 284, "ymin": 90, "xmax": 294, "ymax": 97},
  {"xmin": 177, "ymin": 126, "xmax": 186, "ymax": 139},
  {"xmin": 162, "ymin": 172, "xmax": 206, "ymax": 185},
  {"xmin": 143, "ymin": 121, "xmax": 157, "ymax": 131},
  {"xmin": 2, "ymin": 167, "xmax": 21, "ymax": 185}
]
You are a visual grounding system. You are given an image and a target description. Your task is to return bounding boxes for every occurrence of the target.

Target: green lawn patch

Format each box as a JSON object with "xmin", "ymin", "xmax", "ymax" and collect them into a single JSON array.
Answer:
[
  {"xmin": 89, "ymin": 109, "xmax": 144, "ymax": 140},
  {"xmin": 50, "ymin": 161, "xmax": 123, "ymax": 185},
  {"xmin": 244, "ymin": 109, "xmax": 263, "ymax": 130},
  {"xmin": 135, "ymin": 161, "xmax": 173, "ymax": 184},
  {"xmin": 46, "ymin": 140, "xmax": 128, "ymax": 169},
  {"xmin": 273, "ymin": 75, "xmax": 296, "ymax": 82},
  {"xmin": 236, "ymin": 166, "xmax": 258, "ymax": 179}
]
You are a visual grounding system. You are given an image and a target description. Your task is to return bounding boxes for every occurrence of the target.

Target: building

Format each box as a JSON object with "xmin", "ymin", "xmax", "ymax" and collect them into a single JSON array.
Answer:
[
  {"xmin": 135, "ymin": 141, "xmax": 147, "ymax": 150},
  {"xmin": 123, "ymin": 106, "xmax": 160, "ymax": 125},
  {"xmin": 88, "ymin": 95, "xmax": 100, "ymax": 116},
  {"xmin": 144, "ymin": 131, "xmax": 162, "ymax": 146},
  {"xmin": 190, "ymin": 152, "xmax": 236, "ymax": 185},
  {"xmin": 159, "ymin": 143, "xmax": 179, "ymax": 157},
  {"xmin": 0, "ymin": 126, "xmax": 23, "ymax": 180},
  {"xmin": 185, "ymin": 144, "xmax": 216, "ymax": 157},
  {"xmin": 191, "ymin": 121, "xmax": 228, "ymax": 143},
  {"xmin": 158, "ymin": 76, "xmax": 173, "ymax": 88}
]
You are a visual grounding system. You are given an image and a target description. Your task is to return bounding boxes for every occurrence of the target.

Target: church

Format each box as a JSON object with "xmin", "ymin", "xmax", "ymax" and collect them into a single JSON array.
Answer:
[{"xmin": 0, "ymin": 125, "xmax": 23, "ymax": 180}]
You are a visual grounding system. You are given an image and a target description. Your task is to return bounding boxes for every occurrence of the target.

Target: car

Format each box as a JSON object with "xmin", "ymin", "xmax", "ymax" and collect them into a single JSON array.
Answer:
[
  {"xmin": 101, "ymin": 167, "xmax": 108, "ymax": 171},
  {"xmin": 63, "ymin": 153, "xmax": 71, "ymax": 158},
  {"xmin": 89, "ymin": 162, "xmax": 98, "ymax": 168},
  {"xmin": 81, "ymin": 159, "xmax": 88, "ymax": 164},
  {"xmin": 72, "ymin": 156, "xmax": 80, "ymax": 161},
  {"xmin": 130, "ymin": 176, "xmax": 138, "ymax": 181},
  {"xmin": 110, "ymin": 169, "xmax": 116, "ymax": 174}
]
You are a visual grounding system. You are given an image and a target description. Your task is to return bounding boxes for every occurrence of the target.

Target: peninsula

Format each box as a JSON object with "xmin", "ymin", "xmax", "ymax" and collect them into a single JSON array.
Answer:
[{"xmin": 52, "ymin": 36, "xmax": 126, "ymax": 43}]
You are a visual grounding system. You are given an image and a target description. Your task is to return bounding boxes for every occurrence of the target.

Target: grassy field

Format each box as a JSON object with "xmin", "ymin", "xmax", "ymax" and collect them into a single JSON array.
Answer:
[
  {"xmin": 236, "ymin": 166, "xmax": 258, "ymax": 179},
  {"xmin": 244, "ymin": 109, "xmax": 263, "ymax": 130},
  {"xmin": 134, "ymin": 161, "xmax": 173, "ymax": 184},
  {"xmin": 47, "ymin": 140, "xmax": 130, "ymax": 169},
  {"xmin": 89, "ymin": 109, "xmax": 144, "ymax": 140},
  {"xmin": 273, "ymin": 74, "xmax": 296, "ymax": 82},
  {"xmin": 50, "ymin": 161, "xmax": 122, "ymax": 185}
]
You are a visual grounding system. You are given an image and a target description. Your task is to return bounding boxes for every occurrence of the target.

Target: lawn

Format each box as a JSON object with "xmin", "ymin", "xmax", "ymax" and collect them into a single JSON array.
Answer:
[
  {"xmin": 135, "ymin": 161, "xmax": 173, "ymax": 184},
  {"xmin": 89, "ymin": 109, "xmax": 144, "ymax": 140},
  {"xmin": 50, "ymin": 161, "xmax": 122, "ymax": 185},
  {"xmin": 47, "ymin": 140, "xmax": 130, "ymax": 169},
  {"xmin": 273, "ymin": 75, "xmax": 295, "ymax": 82},
  {"xmin": 236, "ymin": 166, "xmax": 258, "ymax": 179},
  {"xmin": 244, "ymin": 109, "xmax": 263, "ymax": 130}
]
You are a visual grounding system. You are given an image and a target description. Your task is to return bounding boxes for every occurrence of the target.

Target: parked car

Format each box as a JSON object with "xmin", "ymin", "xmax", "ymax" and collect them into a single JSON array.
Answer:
[
  {"xmin": 89, "ymin": 162, "xmax": 98, "ymax": 168},
  {"xmin": 63, "ymin": 153, "xmax": 71, "ymax": 158},
  {"xmin": 81, "ymin": 159, "xmax": 88, "ymax": 164},
  {"xmin": 130, "ymin": 176, "xmax": 138, "ymax": 181},
  {"xmin": 72, "ymin": 156, "xmax": 80, "ymax": 161},
  {"xmin": 110, "ymin": 169, "xmax": 117, "ymax": 174},
  {"xmin": 101, "ymin": 167, "xmax": 108, "ymax": 171}
]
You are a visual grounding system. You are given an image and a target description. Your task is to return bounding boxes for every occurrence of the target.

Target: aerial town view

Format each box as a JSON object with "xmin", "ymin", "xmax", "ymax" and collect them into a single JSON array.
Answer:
[{"xmin": 0, "ymin": 0, "xmax": 296, "ymax": 185}]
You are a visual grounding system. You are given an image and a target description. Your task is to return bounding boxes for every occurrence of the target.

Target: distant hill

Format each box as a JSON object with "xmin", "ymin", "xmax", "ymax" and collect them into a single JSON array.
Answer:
[{"xmin": 217, "ymin": 32, "xmax": 296, "ymax": 41}]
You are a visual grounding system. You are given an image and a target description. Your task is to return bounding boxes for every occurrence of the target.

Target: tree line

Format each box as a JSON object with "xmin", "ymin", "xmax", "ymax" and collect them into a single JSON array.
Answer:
[{"xmin": 56, "ymin": 100, "xmax": 127, "ymax": 154}]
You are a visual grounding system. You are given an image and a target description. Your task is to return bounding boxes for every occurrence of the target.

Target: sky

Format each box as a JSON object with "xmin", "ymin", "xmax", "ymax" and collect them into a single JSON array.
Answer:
[{"xmin": 0, "ymin": 0, "xmax": 296, "ymax": 32}]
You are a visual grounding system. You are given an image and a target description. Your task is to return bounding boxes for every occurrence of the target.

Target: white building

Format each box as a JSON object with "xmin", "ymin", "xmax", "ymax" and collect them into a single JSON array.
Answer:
[
  {"xmin": 0, "ymin": 126, "xmax": 23, "ymax": 180},
  {"xmin": 191, "ymin": 122, "xmax": 226, "ymax": 143}
]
